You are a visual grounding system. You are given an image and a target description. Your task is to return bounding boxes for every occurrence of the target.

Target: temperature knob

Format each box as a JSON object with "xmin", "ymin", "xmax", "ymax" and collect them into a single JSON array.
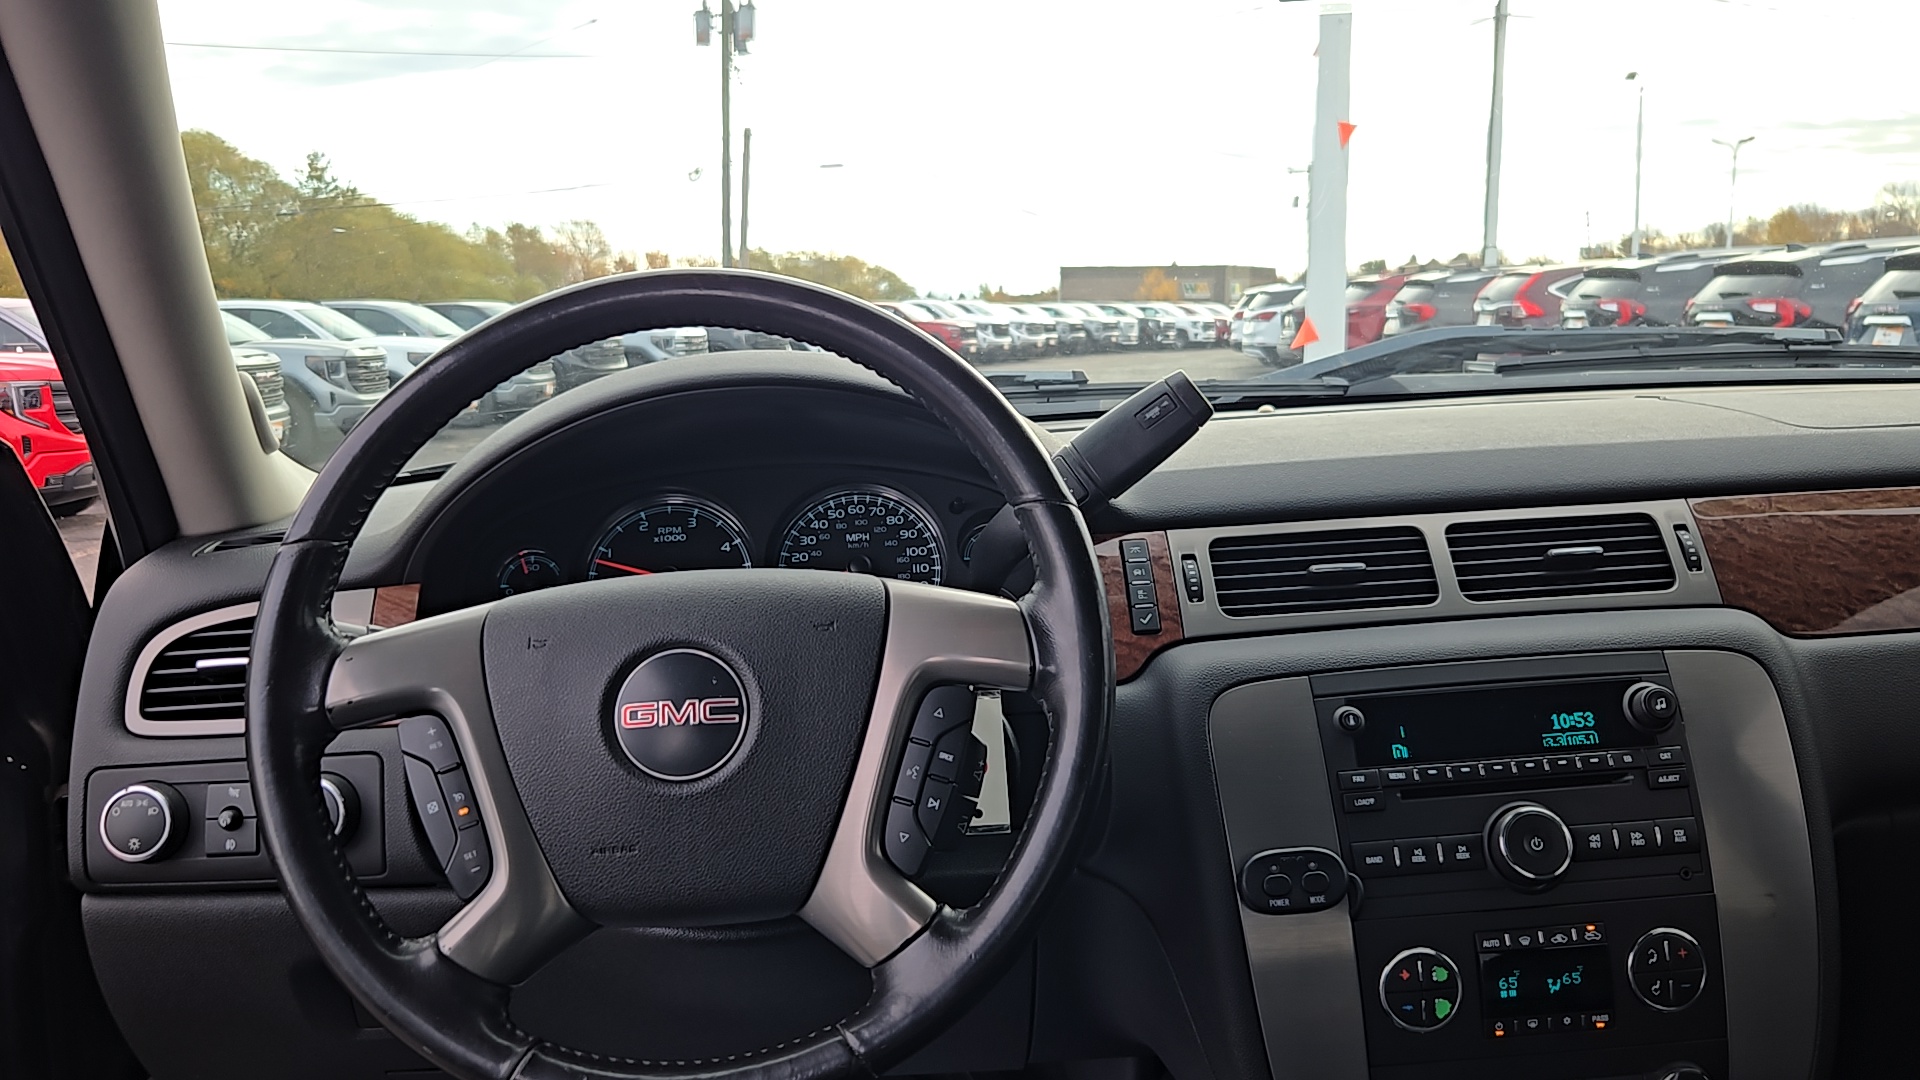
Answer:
[
  {"xmin": 1487, "ymin": 802, "xmax": 1573, "ymax": 887},
  {"xmin": 1378, "ymin": 947, "xmax": 1462, "ymax": 1032},
  {"xmin": 99, "ymin": 782, "xmax": 187, "ymax": 863}
]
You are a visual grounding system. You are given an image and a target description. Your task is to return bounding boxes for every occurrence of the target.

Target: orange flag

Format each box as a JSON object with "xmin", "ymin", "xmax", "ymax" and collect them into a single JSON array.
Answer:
[
  {"xmin": 1290, "ymin": 317, "xmax": 1320, "ymax": 351},
  {"xmin": 1338, "ymin": 121, "xmax": 1357, "ymax": 148}
]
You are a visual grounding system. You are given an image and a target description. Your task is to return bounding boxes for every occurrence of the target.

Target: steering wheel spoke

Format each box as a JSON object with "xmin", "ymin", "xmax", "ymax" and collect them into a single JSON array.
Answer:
[
  {"xmin": 326, "ymin": 607, "xmax": 593, "ymax": 984},
  {"xmin": 799, "ymin": 581, "xmax": 1032, "ymax": 966}
]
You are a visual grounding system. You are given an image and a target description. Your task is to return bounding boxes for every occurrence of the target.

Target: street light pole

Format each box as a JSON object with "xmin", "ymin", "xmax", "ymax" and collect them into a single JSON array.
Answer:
[
  {"xmin": 1712, "ymin": 135, "xmax": 1754, "ymax": 251},
  {"xmin": 719, "ymin": 0, "xmax": 734, "ymax": 267},
  {"xmin": 739, "ymin": 127, "xmax": 752, "ymax": 268},
  {"xmin": 1480, "ymin": 0, "xmax": 1508, "ymax": 269},
  {"xmin": 1627, "ymin": 72, "xmax": 1643, "ymax": 258}
]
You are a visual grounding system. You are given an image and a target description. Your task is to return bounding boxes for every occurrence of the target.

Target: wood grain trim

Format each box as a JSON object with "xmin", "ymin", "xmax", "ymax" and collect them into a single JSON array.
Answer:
[
  {"xmin": 1095, "ymin": 531, "xmax": 1185, "ymax": 681},
  {"xmin": 1691, "ymin": 487, "xmax": 1920, "ymax": 635},
  {"xmin": 369, "ymin": 584, "xmax": 421, "ymax": 629}
]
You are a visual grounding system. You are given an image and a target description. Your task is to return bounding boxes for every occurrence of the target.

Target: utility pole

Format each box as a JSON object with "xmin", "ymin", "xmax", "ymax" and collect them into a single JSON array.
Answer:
[
  {"xmin": 719, "ymin": 0, "xmax": 733, "ymax": 267},
  {"xmin": 696, "ymin": 1, "xmax": 755, "ymax": 267},
  {"xmin": 1712, "ymin": 135, "xmax": 1754, "ymax": 251},
  {"xmin": 739, "ymin": 127, "xmax": 752, "ymax": 267},
  {"xmin": 1627, "ymin": 72, "xmax": 1643, "ymax": 258},
  {"xmin": 1480, "ymin": 0, "xmax": 1508, "ymax": 269}
]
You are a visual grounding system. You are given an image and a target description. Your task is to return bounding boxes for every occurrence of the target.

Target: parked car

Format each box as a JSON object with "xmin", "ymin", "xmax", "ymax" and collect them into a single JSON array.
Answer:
[
  {"xmin": 1470, "ymin": 265, "xmax": 1586, "ymax": 328},
  {"xmin": 1192, "ymin": 301, "xmax": 1234, "ymax": 345},
  {"xmin": 420, "ymin": 299, "xmax": 509, "ymax": 330},
  {"xmin": 1231, "ymin": 284, "xmax": 1299, "ymax": 355},
  {"xmin": 221, "ymin": 311, "xmax": 389, "ymax": 463},
  {"xmin": 1063, "ymin": 302, "xmax": 1136, "ymax": 348},
  {"xmin": 223, "ymin": 299, "xmax": 556, "ymax": 417},
  {"xmin": 1261, "ymin": 275, "xmax": 1408, "ymax": 365},
  {"xmin": 1012, "ymin": 303, "xmax": 1086, "ymax": 354},
  {"xmin": 951, "ymin": 300, "xmax": 1054, "ymax": 357},
  {"xmin": 1038, "ymin": 303, "xmax": 1121, "ymax": 352},
  {"xmin": 1381, "ymin": 268, "xmax": 1496, "ymax": 336},
  {"xmin": 927, "ymin": 300, "xmax": 1012, "ymax": 359},
  {"xmin": 1681, "ymin": 245, "xmax": 1914, "ymax": 329},
  {"xmin": 1093, "ymin": 302, "xmax": 1162, "ymax": 348},
  {"xmin": 875, "ymin": 301, "xmax": 980, "ymax": 359},
  {"xmin": 329, "ymin": 299, "xmax": 627, "ymax": 391},
  {"xmin": 701, "ymin": 327, "xmax": 789, "ymax": 351},
  {"xmin": 0, "ymin": 297, "xmax": 291, "ymax": 452},
  {"xmin": 1844, "ymin": 251, "xmax": 1920, "ymax": 346},
  {"xmin": 1133, "ymin": 302, "xmax": 1212, "ymax": 350},
  {"xmin": 0, "ymin": 348, "xmax": 96, "ymax": 515}
]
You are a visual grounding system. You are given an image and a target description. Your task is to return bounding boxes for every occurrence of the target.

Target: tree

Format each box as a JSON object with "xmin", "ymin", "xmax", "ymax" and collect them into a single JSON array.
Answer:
[
  {"xmin": 1356, "ymin": 258, "xmax": 1388, "ymax": 274},
  {"xmin": 741, "ymin": 250, "xmax": 914, "ymax": 299},
  {"xmin": 1133, "ymin": 268, "xmax": 1179, "ymax": 301},
  {"xmin": 555, "ymin": 219, "xmax": 612, "ymax": 283},
  {"xmin": 644, "ymin": 251, "xmax": 671, "ymax": 270}
]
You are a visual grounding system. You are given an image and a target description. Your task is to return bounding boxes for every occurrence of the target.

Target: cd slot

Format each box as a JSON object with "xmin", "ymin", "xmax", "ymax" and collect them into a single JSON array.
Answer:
[{"xmin": 1398, "ymin": 771, "xmax": 1632, "ymax": 799}]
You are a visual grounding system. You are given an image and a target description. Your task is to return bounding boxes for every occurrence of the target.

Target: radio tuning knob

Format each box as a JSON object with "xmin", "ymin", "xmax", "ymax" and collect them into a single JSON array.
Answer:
[
  {"xmin": 1486, "ymin": 802, "xmax": 1573, "ymax": 888},
  {"xmin": 1624, "ymin": 681, "xmax": 1680, "ymax": 733}
]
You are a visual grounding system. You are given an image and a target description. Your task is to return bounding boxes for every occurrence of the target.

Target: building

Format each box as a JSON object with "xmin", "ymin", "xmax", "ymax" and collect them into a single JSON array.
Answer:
[{"xmin": 1059, "ymin": 264, "xmax": 1282, "ymax": 304}]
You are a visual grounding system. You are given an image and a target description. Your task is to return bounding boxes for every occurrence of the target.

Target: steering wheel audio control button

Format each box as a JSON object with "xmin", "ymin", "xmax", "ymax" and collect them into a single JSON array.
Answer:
[
  {"xmin": 100, "ymin": 782, "xmax": 186, "ymax": 863},
  {"xmin": 884, "ymin": 798, "xmax": 930, "ymax": 876},
  {"xmin": 398, "ymin": 716, "xmax": 463, "ymax": 774},
  {"xmin": 892, "ymin": 740, "xmax": 933, "ymax": 804},
  {"xmin": 910, "ymin": 685, "xmax": 975, "ymax": 745}
]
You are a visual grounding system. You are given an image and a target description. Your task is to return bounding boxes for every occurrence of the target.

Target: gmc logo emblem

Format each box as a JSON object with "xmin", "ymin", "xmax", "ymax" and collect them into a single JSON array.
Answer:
[{"xmin": 619, "ymin": 698, "xmax": 741, "ymax": 728}]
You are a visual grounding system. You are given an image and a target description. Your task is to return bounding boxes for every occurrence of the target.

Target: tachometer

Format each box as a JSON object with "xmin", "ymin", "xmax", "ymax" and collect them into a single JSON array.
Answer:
[
  {"xmin": 588, "ymin": 500, "xmax": 753, "ymax": 577},
  {"xmin": 778, "ymin": 488, "xmax": 945, "ymax": 584}
]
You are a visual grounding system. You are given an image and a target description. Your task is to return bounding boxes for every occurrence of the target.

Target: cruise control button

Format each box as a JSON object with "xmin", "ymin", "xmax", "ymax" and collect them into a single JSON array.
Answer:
[
  {"xmin": 398, "ymin": 716, "xmax": 463, "ymax": 773},
  {"xmin": 437, "ymin": 766, "xmax": 481, "ymax": 830},
  {"xmin": 403, "ymin": 756, "xmax": 457, "ymax": 871},
  {"xmin": 446, "ymin": 826, "xmax": 492, "ymax": 900},
  {"xmin": 884, "ymin": 799, "xmax": 929, "ymax": 876}
]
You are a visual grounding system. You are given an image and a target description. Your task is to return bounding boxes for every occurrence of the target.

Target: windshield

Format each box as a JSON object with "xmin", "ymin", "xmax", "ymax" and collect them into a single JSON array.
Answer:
[
  {"xmin": 221, "ymin": 311, "xmax": 269, "ymax": 344},
  {"xmin": 1861, "ymin": 270, "xmax": 1920, "ymax": 303},
  {"xmin": 2, "ymin": 301, "xmax": 42, "ymax": 336},
  {"xmin": 1569, "ymin": 275, "xmax": 1643, "ymax": 301},
  {"xmin": 298, "ymin": 305, "xmax": 383, "ymax": 340},
  {"xmin": 0, "ymin": 0, "xmax": 1885, "ymax": 475},
  {"xmin": 1697, "ymin": 273, "xmax": 1803, "ymax": 300}
]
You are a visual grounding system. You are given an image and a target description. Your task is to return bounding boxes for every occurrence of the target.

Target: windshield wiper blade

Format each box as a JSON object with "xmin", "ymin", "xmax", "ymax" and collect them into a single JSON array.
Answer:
[
  {"xmin": 1256, "ymin": 325, "xmax": 1847, "ymax": 385},
  {"xmin": 1193, "ymin": 376, "xmax": 1351, "ymax": 406}
]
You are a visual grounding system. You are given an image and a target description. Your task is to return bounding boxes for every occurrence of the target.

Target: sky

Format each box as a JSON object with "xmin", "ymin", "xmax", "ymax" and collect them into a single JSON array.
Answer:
[{"xmin": 156, "ymin": 0, "xmax": 1920, "ymax": 296}]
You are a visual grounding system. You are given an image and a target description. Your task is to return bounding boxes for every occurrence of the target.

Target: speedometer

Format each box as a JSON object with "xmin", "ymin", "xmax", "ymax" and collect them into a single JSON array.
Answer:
[
  {"xmin": 778, "ymin": 488, "xmax": 945, "ymax": 584},
  {"xmin": 587, "ymin": 499, "xmax": 752, "ymax": 577}
]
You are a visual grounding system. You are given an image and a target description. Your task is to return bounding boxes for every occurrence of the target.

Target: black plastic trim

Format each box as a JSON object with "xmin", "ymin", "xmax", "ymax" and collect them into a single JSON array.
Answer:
[
  {"xmin": 1308, "ymin": 650, "xmax": 1667, "ymax": 696},
  {"xmin": 0, "ymin": 36, "xmax": 176, "ymax": 565}
]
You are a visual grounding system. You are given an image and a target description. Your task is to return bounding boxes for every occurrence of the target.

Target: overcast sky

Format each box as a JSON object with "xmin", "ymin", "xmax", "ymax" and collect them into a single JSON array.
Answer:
[{"xmin": 156, "ymin": 0, "xmax": 1920, "ymax": 295}]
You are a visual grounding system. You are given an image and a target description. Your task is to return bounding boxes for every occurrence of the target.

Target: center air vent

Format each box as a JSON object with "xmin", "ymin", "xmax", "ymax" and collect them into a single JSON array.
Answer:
[
  {"xmin": 1446, "ymin": 513, "xmax": 1675, "ymax": 602},
  {"xmin": 1209, "ymin": 526, "xmax": 1439, "ymax": 617},
  {"xmin": 134, "ymin": 613, "xmax": 254, "ymax": 730}
]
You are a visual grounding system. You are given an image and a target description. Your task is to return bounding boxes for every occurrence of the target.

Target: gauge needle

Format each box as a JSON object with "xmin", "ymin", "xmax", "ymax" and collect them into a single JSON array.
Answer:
[{"xmin": 595, "ymin": 558, "xmax": 653, "ymax": 576}]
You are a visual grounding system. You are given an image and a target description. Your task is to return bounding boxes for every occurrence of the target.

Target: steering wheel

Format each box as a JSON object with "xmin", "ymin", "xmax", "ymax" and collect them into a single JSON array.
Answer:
[{"xmin": 245, "ymin": 270, "xmax": 1112, "ymax": 1080}]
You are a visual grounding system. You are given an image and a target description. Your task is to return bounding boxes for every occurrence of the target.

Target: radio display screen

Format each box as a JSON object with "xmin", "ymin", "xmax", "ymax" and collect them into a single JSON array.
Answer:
[
  {"xmin": 1480, "ymin": 945, "xmax": 1613, "ymax": 1016},
  {"xmin": 1345, "ymin": 679, "xmax": 1657, "ymax": 767}
]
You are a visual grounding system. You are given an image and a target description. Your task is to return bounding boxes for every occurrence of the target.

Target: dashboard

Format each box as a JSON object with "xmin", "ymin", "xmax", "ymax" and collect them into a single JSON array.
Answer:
[{"xmin": 62, "ymin": 353, "xmax": 1920, "ymax": 1080}]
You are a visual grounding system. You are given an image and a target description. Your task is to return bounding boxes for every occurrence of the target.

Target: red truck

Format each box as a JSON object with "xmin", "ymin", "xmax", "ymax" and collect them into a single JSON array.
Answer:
[{"xmin": 0, "ymin": 349, "xmax": 96, "ymax": 515}]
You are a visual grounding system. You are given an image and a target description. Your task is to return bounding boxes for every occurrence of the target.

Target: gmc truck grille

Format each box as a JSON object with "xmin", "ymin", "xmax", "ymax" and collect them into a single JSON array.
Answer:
[
  {"xmin": 346, "ymin": 356, "xmax": 390, "ymax": 395},
  {"xmin": 50, "ymin": 382, "xmax": 80, "ymax": 433}
]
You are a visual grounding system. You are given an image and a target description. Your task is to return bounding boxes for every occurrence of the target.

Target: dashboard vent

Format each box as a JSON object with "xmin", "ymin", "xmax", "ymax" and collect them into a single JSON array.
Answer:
[
  {"xmin": 1209, "ymin": 526, "xmax": 1438, "ymax": 617},
  {"xmin": 1446, "ymin": 514, "xmax": 1675, "ymax": 602},
  {"xmin": 136, "ymin": 615, "xmax": 254, "ymax": 726}
]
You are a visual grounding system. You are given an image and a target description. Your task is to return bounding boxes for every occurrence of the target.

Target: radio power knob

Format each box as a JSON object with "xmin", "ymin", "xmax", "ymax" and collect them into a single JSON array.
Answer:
[{"xmin": 1487, "ymin": 802, "xmax": 1573, "ymax": 888}]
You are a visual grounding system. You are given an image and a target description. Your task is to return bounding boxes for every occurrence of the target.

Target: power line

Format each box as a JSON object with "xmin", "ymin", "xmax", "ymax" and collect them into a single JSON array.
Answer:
[{"xmin": 163, "ymin": 41, "xmax": 590, "ymax": 59}]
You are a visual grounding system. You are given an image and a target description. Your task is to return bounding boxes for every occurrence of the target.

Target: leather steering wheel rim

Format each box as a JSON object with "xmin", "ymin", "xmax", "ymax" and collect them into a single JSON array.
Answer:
[{"xmin": 246, "ymin": 269, "xmax": 1113, "ymax": 1080}]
